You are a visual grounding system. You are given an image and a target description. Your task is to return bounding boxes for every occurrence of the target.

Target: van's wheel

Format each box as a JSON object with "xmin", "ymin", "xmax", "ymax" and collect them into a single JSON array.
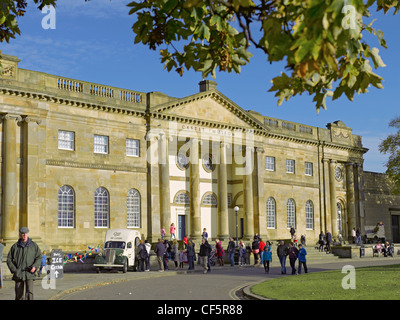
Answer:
[
  {"xmin": 123, "ymin": 261, "xmax": 128, "ymax": 273},
  {"xmin": 96, "ymin": 267, "xmax": 101, "ymax": 273}
]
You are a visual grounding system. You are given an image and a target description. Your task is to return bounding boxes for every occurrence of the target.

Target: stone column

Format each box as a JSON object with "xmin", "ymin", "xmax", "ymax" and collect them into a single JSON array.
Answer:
[
  {"xmin": 217, "ymin": 142, "xmax": 229, "ymax": 240},
  {"xmin": 322, "ymin": 159, "xmax": 331, "ymax": 232},
  {"xmin": 243, "ymin": 146, "xmax": 254, "ymax": 239},
  {"xmin": 346, "ymin": 162, "xmax": 357, "ymax": 240},
  {"xmin": 21, "ymin": 116, "xmax": 42, "ymax": 243},
  {"xmin": 329, "ymin": 160, "xmax": 338, "ymax": 237},
  {"xmin": 159, "ymin": 132, "xmax": 171, "ymax": 238},
  {"xmin": 254, "ymin": 147, "xmax": 266, "ymax": 238},
  {"xmin": 189, "ymin": 138, "xmax": 201, "ymax": 240},
  {"xmin": 1, "ymin": 114, "xmax": 22, "ymax": 243}
]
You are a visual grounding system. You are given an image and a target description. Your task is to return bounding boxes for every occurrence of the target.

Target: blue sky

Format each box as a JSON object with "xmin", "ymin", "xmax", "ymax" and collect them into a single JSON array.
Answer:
[{"xmin": 1, "ymin": 0, "xmax": 399, "ymax": 173}]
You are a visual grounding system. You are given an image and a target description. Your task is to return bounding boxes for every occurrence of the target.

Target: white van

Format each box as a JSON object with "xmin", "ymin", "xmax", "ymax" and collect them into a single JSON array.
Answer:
[{"xmin": 94, "ymin": 229, "xmax": 141, "ymax": 273}]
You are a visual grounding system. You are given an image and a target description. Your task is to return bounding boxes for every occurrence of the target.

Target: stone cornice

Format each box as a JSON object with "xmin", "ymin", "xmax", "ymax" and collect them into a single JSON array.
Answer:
[
  {"xmin": 0, "ymin": 86, "xmax": 146, "ymax": 118},
  {"xmin": 46, "ymin": 159, "xmax": 147, "ymax": 173}
]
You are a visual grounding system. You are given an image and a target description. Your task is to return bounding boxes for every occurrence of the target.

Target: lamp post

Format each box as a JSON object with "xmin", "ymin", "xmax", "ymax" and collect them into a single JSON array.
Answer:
[{"xmin": 234, "ymin": 206, "xmax": 239, "ymax": 247}]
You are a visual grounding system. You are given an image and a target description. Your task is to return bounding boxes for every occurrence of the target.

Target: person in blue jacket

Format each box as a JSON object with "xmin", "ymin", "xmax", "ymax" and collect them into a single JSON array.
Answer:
[
  {"xmin": 261, "ymin": 245, "xmax": 272, "ymax": 273},
  {"xmin": 298, "ymin": 244, "xmax": 308, "ymax": 274}
]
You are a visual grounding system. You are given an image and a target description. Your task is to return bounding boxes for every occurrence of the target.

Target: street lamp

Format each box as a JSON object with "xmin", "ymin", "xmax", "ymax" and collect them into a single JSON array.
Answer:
[{"xmin": 234, "ymin": 206, "xmax": 239, "ymax": 247}]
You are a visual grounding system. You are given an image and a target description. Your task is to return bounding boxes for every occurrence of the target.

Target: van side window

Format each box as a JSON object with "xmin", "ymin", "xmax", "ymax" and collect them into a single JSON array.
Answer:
[{"xmin": 127, "ymin": 242, "xmax": 132, "ymax": 249}]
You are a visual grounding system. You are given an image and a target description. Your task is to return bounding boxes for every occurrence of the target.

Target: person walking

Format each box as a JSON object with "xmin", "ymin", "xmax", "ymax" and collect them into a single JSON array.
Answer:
[
  {"xmin": 6, "ymin": 227, "xmax": 42, "ymax": 300},
  {"xmin": 261, "ymin": 245, "xmax": 272, "ymax": 273},
  {"xmin": 290, "ymin": 226, "xmax": 296, "ymax": 241},
  {"xmin": 144, "ymin": 240, "xmax": 151, "ymax": 271},
  {"xmin": 199, "ymin": 238, "xmax": 212, "ymax": 274},
  {"xmin": 239, "ymin": 242, "xmax": 247, "ymax": 266},
  {"xmin": 251, "ymin": 237, "xmax": 260, "ymax": 265},
  {"xmin": 215, "ymin": 239, "xmax": 225, "ymax": 266},
  {"xmin": 170, "ymin": 223, "xmax": 176, "ymax": 240},
  {"xmin": 38, "ymin": 250, "xmax": 47, "ymax": 277},
  {"xmin": 187, "ymin": 239, "xmax": 196, "ymax": 270},
  {"xmin": 318, "ymin": 231, "xmax": 325, "ymax": 252},
  {"xmin": 298, "ymin": 244, "xmax": 308, "ymax": 274},
  {"xmin": 277, "ymin": 240, "xmax": 288, "ymax": 275},
  {"xmin": 326, "ymin": 231, "xmax": 332, "ymax": 253},
  {"xmin": 227, "ymin": 237, "xmax": 236, "ymax": 267},
  {"xmin": 288, "ymin": 242, "xmax": 299, "ymax": 275},
  {"xmin": 154, "ymin": 238, "xmax": 166, "ymax": 272},
  {"xmin": 137, "ymin": 240, "xmax": 147, "ymax": 272},
  {"xmin": 171, "ymin": 240, "xmax": 179, "ymax": 270}
]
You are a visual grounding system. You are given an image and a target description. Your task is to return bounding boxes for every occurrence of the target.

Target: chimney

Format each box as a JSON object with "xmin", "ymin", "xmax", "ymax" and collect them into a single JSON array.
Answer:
[{"xmin": 199, "ymin": 80, "xmax": 217, "ymax": 92}]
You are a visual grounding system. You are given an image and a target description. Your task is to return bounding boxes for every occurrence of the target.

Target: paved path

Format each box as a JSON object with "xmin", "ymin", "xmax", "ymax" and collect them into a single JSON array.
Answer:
[{"xmin": 1, "ymin": 255, "xmax": 399, "ymax": 300}]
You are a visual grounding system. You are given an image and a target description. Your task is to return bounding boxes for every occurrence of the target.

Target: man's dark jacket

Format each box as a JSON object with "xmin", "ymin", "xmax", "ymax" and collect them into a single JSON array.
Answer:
[{"xmin": 7, "ymin": 238, "xmax": 41, "ymax": 281}]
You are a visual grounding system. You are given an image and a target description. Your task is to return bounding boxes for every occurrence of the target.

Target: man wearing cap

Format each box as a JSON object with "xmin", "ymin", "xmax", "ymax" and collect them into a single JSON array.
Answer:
[{"xmin": 6, "ymin": 227, "xmax": 42, "ymax": 300}]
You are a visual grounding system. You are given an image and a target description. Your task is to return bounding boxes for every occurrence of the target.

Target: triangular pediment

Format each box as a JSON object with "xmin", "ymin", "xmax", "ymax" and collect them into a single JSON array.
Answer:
[{"xmin": 151, "ymin": 90, "xmax": 268, "ymax": 133}]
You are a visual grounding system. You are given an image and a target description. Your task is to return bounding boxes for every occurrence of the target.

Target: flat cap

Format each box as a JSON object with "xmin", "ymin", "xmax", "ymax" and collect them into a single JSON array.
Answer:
[{"xmin": 19, "ymin": 227, "xmax": 29, "ymax": 234}]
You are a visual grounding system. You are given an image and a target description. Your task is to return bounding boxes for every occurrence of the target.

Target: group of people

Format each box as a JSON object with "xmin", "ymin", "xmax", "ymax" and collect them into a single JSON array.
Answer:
[
  {"xmin": 276, "ymin": 240, "xmax": 308, "ymax": 275},
  {"xmin": 374, "ymin": 241, "xmax": 395, "ymax": 257},
  {"xmin": 318, "ymin": 231, "xmax": 334, "ymax": 253}
]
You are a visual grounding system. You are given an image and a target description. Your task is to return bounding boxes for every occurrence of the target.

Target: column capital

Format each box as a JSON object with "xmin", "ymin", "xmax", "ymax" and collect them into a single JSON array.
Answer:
[
  {"xmin": 24, "ymin": 116, "xmax": 42, "ymax": 125},
  {"xmin": 2, "ymin": 113, "xmax": 22, "ymax": 122},
  {"xmin": 255, "ymin": 146, "xmax": 265, "ymax": 154}
]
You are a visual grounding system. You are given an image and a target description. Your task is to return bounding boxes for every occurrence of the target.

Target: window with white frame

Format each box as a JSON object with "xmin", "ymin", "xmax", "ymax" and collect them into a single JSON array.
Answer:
[
  {"xmin": 58, "ymin": 185, "xmax": 75, "ymax": 228},
  {"xmin": 94, "ymin": 135, "xmax": 109, "ymax": 154},
  {"xmin": 287, "ymin": 198, "xmax": 296, "ymax": 228},
  {"xmin": 286, "ymin": 159, "xmax": 295, "ymax": 173},
  {"xmin": 305, "ymin": 162, "xmax": 313, "ymax": 176},
  {"xmin": 265, "ymin": 156, "xmax": 275, "ymax": 171},
  {"xmin": 58, "ymin": 130, "xmax": 75, "ymax": 151},
  {"xmin": 306, "ymin": 200, "xmax": 314, "ymax": 229},
  {"xmin": 127, "ymin": 189, "xmax": 140, "ymax": 228},
  {"xmin": 126, "ymin": 139, "xmax": 140, "ymax": 157},
  {"xmin": 94, "ymin": 187, "xmax": 109, "ymax": 228},
  {"xmin": 337, "ymin": 202, "xmax": 343, "ymax": 234},
  {"xmin": 266, "ymin": 197, "xmax": 276, "ymax": 229}
]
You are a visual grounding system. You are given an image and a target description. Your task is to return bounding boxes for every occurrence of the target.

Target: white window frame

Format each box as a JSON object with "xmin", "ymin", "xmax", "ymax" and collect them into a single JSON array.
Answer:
[
  {"xmin": 58, "ymin": 185, "xmax": 75, "ymax": 228},
  {"xmin": 94, "ymin": 135, "xmax": 109, "ymax": 154},
  {"xmin": 58, "ymin": 130, "xmax": 75, "ymax": 151},
  {"xmin": 94, "ymin": 187, "xmax": 109, "ymax": 228},
  {"xmin": 286, "ymin": 159, "xmax": 295, "ymax": 174},
  {"xmin": 287, "ymin": 198, "xmax": 296, "ymax": 228},
  {"xmin": 265, "ymin": 156, "xmax": 275, "ymax": 171},
  {"xmin": 127, "ymin": 189, "xmax": 141, "ymax": 228},
  {"xmin": 266, "ymin": 197, "xmax": 276, "ymax": 229},
  {"xmin": 305, "ymin": 162, "xmax": 313, "ymax": 176},
  {"xmin": 306, "ymin": 200, "xmax": 314, "ymax": 230},
  {"xmin": 126, "ymin": 138, "xmax": 140, "ymax": 157}
]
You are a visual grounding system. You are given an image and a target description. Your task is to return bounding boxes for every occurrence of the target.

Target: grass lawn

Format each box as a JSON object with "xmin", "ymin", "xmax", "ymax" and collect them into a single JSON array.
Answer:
[{"xmin": 251, "ymin": 264, "xmax": 400, "ymax": 300}]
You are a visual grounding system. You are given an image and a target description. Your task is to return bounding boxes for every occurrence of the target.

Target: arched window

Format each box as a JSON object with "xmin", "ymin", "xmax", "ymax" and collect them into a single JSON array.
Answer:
[
  {"xmin": 306, "ymin": 200, "xmax": 314, "ymax": 230},
  {"xmin": 127, "ymin": 189, "xmax": 140, "ymax": 228},
  {"xmin": 266, "ymin": 197, "xmax": 276, "ymax": 229},
  {"xmin": 287, "ymin": 198, "xmax": 296, "ymax": 228},
  {"xmin": 202, "ymin": 192, "xmax": 217, "ymax": 206},
  {"xmin": 95, "ymin": 187, "xmax": 109, "ymax": 228},
  {"xmin": 58, "ymin": 185, "xmax": 75, "ymax": 228},
  {"xmin": 174, "ymin": 191, "xmax": 190, "ymax": 205}
]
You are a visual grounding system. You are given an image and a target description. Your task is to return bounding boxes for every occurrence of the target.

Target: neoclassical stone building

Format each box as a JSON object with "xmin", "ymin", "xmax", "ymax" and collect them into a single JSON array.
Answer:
[{"xmin": 0, "ymin": 51, "xmax": 399, "ymax": 251}]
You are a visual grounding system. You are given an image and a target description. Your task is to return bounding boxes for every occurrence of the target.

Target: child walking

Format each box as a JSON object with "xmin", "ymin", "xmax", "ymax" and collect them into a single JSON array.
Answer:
[
  {"xmin": 298, "ymin": 244, "xmax": 308, "ymax": 274},
  {"xmin": 261, "ymin": 246, "xmax": 272, "ymax": 273}
]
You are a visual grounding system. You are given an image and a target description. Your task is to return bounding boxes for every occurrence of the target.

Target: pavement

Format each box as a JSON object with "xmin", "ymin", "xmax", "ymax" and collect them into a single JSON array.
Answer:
[{"xmin": 1, "ymin": 254, "xmax": 400, "ymax": 300}]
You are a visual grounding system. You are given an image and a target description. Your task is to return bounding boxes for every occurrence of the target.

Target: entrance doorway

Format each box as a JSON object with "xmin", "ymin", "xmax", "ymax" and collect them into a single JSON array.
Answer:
[
  {"xmin": 178, "ymin": 215, "xmax": 186, "ymax": 240},
  {"xmin": 392, "ymin": 215, "xmax": 400, "ymax": 243}
]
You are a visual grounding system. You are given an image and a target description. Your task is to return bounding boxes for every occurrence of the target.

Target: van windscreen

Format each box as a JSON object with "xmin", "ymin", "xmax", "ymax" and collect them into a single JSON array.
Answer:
[{"xmin": 105, "ymin": 241, "xmax": 126, "ymax": 249}]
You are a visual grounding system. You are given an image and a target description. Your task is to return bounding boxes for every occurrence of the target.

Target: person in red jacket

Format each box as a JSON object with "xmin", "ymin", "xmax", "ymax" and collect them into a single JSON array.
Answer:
[{"xmin": 259, "ymin": 239, "xmax": 266, "ymax": 256}]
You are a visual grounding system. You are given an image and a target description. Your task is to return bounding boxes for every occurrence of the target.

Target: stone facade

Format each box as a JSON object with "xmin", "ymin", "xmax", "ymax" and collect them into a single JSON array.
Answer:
[{"xmin": 0, "ymin": 51, "xmax": 398, "ymax": 252}]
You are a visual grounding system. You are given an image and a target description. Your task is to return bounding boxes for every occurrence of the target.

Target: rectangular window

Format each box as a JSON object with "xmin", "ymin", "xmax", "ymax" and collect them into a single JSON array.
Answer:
[
  {"xmin": 58, "ymin": 130, "xmax": 75, "ymax": 151},
  {"xmin": 305, "ymin": 162, "xmax": 313, "ymax": 176},
  {"xmin": 94, "ymin": 135, "xmax": 109, "ymax": 154},
  {"xmin": 126, "ymin": 138, "xmax": 140, "ymax": 157},
  {"xmin": 286, "ymin": 159, "xmax": 295, "ymax": 174},
  {"xmin": 265, "ymin": 156, "xmax": 275, "ymax": 171}
]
